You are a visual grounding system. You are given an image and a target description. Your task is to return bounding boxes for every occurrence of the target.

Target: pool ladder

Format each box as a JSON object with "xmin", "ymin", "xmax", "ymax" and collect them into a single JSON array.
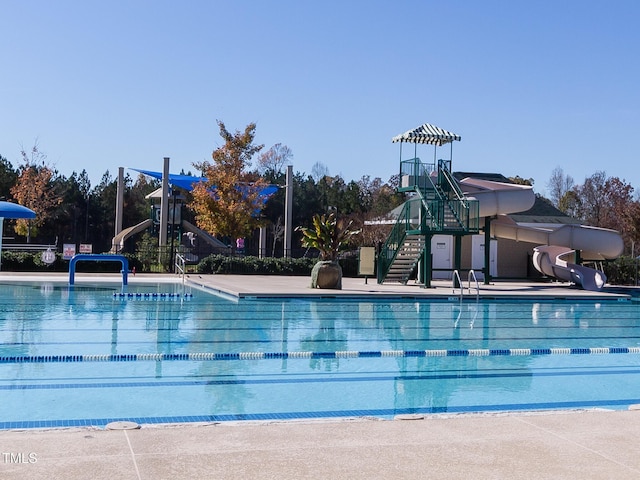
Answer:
[
  {"xmin": 174, "ymin": 253, "xmax": 192, "ymax": 297},
  {"xmin": 452, "ymin": 270, "xmax": 480, "ymax": 328},
  {"xmin": 452, "ymin": 269, "xmax": 480, "ymax": 302}
]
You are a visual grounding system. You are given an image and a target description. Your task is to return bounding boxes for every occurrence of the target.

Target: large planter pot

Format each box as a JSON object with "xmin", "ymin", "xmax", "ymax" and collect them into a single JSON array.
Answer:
[{"xmin": 311, "ymin": 260, "xmax": 342, "ymax": 289}]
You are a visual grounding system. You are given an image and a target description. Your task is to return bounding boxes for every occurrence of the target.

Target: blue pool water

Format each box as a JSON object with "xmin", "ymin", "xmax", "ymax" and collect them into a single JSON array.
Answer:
[{"xmin": 1, "ymin": 281, "xmax": 640, "ymax": 429}]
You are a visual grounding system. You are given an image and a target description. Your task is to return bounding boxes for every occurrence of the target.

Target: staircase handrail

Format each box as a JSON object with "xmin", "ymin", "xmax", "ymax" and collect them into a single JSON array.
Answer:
[
  {"xmin": 377, "ymin": 200, "xmax": 412, "ymax": 283},
  {"xmin": 437, "ymin": 159, "xmax": 466, "ymax": 203},
  {"xmin": 437, "ymin": 159, "xmax": 480, "ymax": 232}
]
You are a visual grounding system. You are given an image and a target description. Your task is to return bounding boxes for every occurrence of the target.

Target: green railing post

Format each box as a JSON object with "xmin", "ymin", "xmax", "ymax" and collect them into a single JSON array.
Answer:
[
  {"xmin": 484, "ymin": 216, "xmax": 492, "ymax": 284},
  {"xmin": 422, "ymin": 234, "xmax": 432, "ymax": 288},
  {"xmin": 454, "ymin": 235, "xmax": 462, "ymax": 288}
]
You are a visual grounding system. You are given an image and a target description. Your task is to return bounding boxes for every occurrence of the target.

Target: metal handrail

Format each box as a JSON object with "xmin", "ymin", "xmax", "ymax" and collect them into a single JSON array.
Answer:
[
  {"xmin": 175, "ymin": 253, "xmax": 186, "ymax": 285},
  {"xmin": 438, "ymin": 159, "xmax": 466, "ymax": 203},
  {"xmin": 452, "ymin": 269, "xmax": 463, "ymax": 301},
  {"xmin": 468, "ymin": 269, "xmax": 480, "ymax": 302}
]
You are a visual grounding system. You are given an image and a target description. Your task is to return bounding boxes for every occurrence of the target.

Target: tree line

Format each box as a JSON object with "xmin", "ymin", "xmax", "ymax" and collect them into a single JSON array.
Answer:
[
  {"xmin": 547, "ymin": 167, "xmax": 640, "ymax": 255},
  {"xmin": 0, "ymin": 129, "xmax": 404, "ymax": 257},
  {"xmin": 2, "ymin": 126, "xmax": 638, "ymax": 263}
]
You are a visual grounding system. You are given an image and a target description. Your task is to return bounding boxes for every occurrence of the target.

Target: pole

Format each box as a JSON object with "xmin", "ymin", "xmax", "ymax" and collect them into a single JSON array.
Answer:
[
  {"xmin": 0, "ymin": 217, "xmax": 3, "ymax": 271},
  {"xmin": 113, "ymin": 167, "xmax": 124, "ymax": 250},
  {"xmin": 484, "ymin": 216, "xmax": 492, "ymax": 285},
  {"xmin": 284, "ymin": 165, "xmax": 293, "ymax": 258},
  {"xmin": 170, "ymin": 189, "xmax": 176, "ymax": 270},
  {"xmin": 159, "ymin": 157, "xmax": 170, "ymax": 247},
  {"xmin": 259, "ymin": 226, "xmax": 267, "ymax": 259}
]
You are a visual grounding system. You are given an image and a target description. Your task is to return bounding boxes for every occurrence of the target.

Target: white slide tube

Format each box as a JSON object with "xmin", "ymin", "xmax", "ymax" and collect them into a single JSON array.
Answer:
[
  {"xmin": 458, "ymin": 177, "xmax": 623, "ymax": 291},
  {"xmin": 491, "ymin": 217, "xmax": 624, "ymax": 261},
  {"xmin": 532, "ymin": 245, "xmax": 607, "ymax": 291}
]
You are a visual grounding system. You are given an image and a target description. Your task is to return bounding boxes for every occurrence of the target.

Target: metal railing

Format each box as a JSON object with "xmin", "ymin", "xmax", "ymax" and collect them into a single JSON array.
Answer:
[
  {"xmin": 3, "ymin": 243, "xmax": 58, "ymax": 251},
  {"xmin": 452, "ymin": 269, "xmax": 464, "ymax": 301},
  {"xmin": 398, "ymin": 157, "xmax": 480, "ymax": 233},
  {"xmin": 175, "ymin": 253, "xmax": 186, "ymax": 285},
  {"xmin": 452, "ymin": 269, "xmax": 480, "ymax": 302},
  {"xmin": 467, "ymin": 269, "xmax": 480, "ymax": 302}
]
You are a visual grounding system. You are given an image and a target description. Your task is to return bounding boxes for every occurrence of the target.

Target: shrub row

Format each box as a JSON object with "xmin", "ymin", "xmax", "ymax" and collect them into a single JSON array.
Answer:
[
  {"xmin": 195, "ymin": 254, "xmax": 360, "ymax": 277},
  {"xmin": 0, "ymin": 251, "xmax": 144, "ymax": 273},
  {"xmin": 12, "ymin": 250, "xmax": 638, "ymax": 285},
  {"xmin": 196, "ymin": 255, "xmax": 316, "ymax": 275},
  {"xmin": 603, "ymin": 255, "xmax": 639, "ymax": 286}
]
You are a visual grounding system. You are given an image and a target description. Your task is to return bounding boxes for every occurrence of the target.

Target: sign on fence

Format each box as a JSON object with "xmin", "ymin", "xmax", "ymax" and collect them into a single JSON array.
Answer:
[{"xmin": 63, "ymin": 244, "xmax": 76, "ymax": 260}]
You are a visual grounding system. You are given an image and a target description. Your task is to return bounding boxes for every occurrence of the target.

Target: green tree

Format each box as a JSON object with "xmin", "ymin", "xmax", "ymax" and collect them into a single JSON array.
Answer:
[
  {"xmin": 558, "ymin": 189, "xmax": 581, "ymax": 218},
  {"xmin": 77, "ymin": 169, "xmax": 92, "ymax": 242},
  {"xmin": 508, "ymin": 175, "xmax": 534, "ymax": 186},
  {"xmin": 0, "ymin": 155, "xmax": 18, "ymax": 200},
  {"xmin": 48, "ymin": 171, "xmax": 88, "ymax": 244},
  {"xmin": 91, "ymin": 170, "xmax": 117, "ymax": 251},
  {"xmin": 190, "ymin": 121, "xmax": 266, "ymax": 248}
]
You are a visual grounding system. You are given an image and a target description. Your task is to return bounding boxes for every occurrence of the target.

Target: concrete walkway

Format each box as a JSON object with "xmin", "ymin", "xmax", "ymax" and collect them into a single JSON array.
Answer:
[
  {"xmin": 2, "ymin": 410, "xmax": 640, "ymax": 479},
  {"xmin": 1, "ymin": 273, "xmax": 639, "ymax": 479}
]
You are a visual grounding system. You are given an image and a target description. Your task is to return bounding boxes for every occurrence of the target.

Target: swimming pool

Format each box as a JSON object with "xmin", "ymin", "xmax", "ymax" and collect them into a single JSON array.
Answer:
[{"xmin": 1, "ymin": 280, "xmax": 640, "ymax": 429}]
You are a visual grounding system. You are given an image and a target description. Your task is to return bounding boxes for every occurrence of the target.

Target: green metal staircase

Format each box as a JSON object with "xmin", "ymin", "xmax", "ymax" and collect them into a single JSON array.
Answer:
[{"xmin": 377, "ymin": 158, "xmax": 480, "ymax": 284}]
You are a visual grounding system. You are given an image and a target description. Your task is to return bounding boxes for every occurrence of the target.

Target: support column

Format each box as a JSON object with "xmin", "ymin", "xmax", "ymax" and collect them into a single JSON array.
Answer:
[
  {"xmin": 159, "ymin": 157, "xmax": 170, "ymax": 247},
  {"xmin": 484, "ymin": 217, "xmax": 492, "ymax": 285},
  {"xmin": 454, "ymin": 235, "xmax": 462, "ymax": 288},
  {"xmin": 259, "ymin": 226, "xmax": 267, "ymax": 258},
  {"xmin": 421, "ymin": 234, "xmax": 432, "ymax": 288},
  {"xmin": 114, "ymin": 167, "xmax": 124, "ymax": 238},
  {"xmin": 0, "ymin": 217, "xmax": 4, "ymax": 271},
  {"xmin": 283, "ymin": 165, "xmax": 293, "ymax": 258}
]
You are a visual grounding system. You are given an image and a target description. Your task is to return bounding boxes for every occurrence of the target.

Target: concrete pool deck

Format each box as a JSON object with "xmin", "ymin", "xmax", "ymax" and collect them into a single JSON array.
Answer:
[
  {"xmin": 1, "ymin": 272, "xmax": 640, "ymax": 479},
  {"xmin": 185, "ymin": 273, "xmax": 637, "ymax": 300},
  {"xmin": 3, "ymin": 410, "xmax": 640, "ymax": 479}
]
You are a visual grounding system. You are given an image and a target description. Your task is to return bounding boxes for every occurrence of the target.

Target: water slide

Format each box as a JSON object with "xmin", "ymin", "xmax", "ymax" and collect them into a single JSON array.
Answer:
[
  {"xmin": 110, "ymin": 219, "xmax": 230, "ymax": 253},
  {"xmin": 180, "ymin": 220, "xmax": 230, "ymax": 251},
  {"xmin": 111, "ymin": 219, "xmax": 153, "ymax": 253},
  {"xmin": 459, "ymin": 177, "xmax": 624, "ymax": 291}
]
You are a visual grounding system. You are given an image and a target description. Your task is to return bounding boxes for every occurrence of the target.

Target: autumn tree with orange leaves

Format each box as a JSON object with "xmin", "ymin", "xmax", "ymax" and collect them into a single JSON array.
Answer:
[
  {"xmin": 10, "ymin": 145, "xmax": 62, "ymax": 243},
  {"xmin": 190, "ymin": 121, "xmax": 266, "ymax": 249}
]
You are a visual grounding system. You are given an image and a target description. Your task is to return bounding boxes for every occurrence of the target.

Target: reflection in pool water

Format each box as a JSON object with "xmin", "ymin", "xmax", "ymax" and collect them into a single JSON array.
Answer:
[{"xmin": 0, "ymin": 281, "xmax": 639, "ymax": 428}]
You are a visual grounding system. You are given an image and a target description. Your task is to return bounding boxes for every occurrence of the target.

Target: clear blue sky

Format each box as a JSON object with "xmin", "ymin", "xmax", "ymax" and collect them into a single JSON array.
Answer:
[{"xmin": 2, "ymin": 0, "xmax": 638, "ymax": 197}]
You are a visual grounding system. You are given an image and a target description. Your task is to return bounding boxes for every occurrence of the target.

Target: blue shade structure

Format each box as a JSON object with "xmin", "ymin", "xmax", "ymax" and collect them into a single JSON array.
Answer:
[
  {"xmin": 0, "ymin": 201, "xmax": 36, "ymax": 270},
  {"xmin": 130, "ymin": 168, "xmax": 279, "ymax": 202}
]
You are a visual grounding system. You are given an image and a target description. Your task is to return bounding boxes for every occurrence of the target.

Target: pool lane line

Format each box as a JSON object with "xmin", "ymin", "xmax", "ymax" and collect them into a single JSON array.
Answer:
[{"xmin": 2, "ymin": 346, "xmax": 640, "ymax": 364}]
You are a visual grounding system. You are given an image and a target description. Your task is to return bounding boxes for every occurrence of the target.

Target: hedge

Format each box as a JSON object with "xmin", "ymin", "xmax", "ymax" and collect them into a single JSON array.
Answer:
[{"xmin": 195, "ymin": 254, "xmax": 359, "ymax": 277}]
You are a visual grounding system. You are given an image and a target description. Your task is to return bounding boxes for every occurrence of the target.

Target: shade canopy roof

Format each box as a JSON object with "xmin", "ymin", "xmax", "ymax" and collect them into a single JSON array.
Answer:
[
  {"xmin": 0, "ymin": 201, "xmax": 36, "ymax": 219},
  {"xmin": 131, "ymin": 168, "xmax": 208, "ymax": 191},
  {"xmin": 131, "ymin": 168, "xmax": 279, "ymax": 197},
  {"xmin": 392, "ymin": 123, "xmax": 461, "ymax": 146}
]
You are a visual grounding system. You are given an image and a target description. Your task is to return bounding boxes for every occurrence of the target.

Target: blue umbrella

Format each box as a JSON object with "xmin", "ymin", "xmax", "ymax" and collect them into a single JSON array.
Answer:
[{"xmin": 0, "ymin": 201, "xmax": 36, "ymax": 270}]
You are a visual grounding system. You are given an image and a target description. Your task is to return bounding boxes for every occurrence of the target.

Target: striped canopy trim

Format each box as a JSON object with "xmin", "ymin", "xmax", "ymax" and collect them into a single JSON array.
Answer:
[{"xmin": 392, "ymin": 123, "xmax": 461, "ymax": 146}]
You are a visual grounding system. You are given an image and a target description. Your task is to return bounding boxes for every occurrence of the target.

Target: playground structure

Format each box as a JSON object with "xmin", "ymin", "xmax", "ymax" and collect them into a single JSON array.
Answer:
[
  {"xmin": 110, "ymin": 159, "xmax": 292, "ymax": 267},
  {"xmin": 110, "ymin": 162, "xmax": 232, "ymax": 264},
  {"xmin": 378, "ymin": 123, "xmax": 624, "ymax": 290}
]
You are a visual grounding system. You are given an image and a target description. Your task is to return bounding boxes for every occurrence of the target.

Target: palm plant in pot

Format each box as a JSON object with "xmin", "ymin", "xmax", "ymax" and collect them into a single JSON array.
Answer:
[{"xmin": 297, "ymin": 212, "xmax": 360, "ymax": 289}]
